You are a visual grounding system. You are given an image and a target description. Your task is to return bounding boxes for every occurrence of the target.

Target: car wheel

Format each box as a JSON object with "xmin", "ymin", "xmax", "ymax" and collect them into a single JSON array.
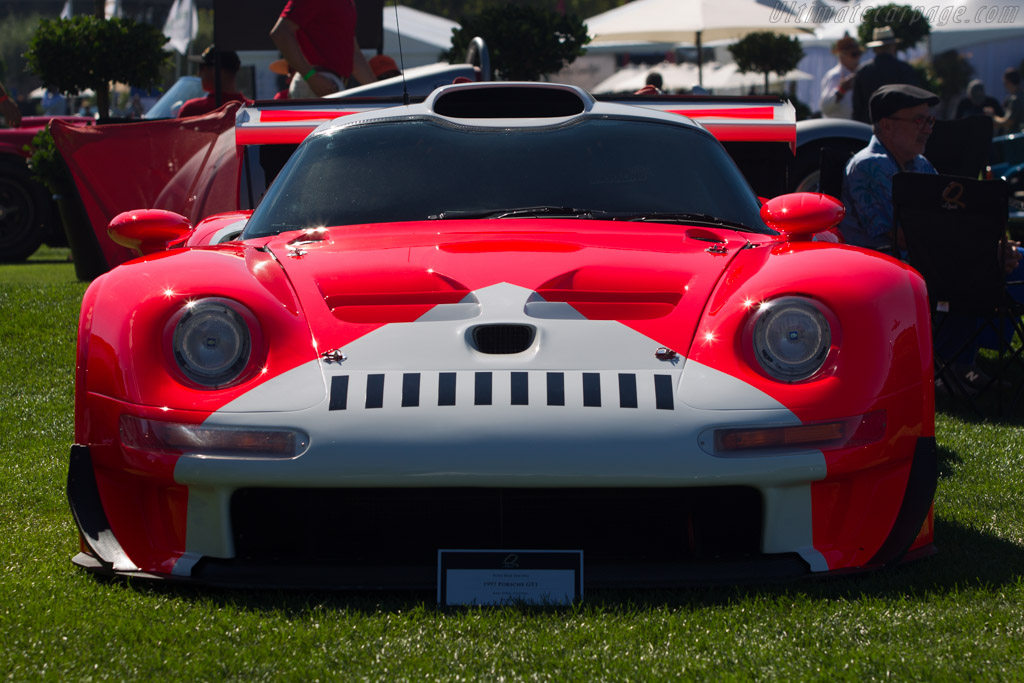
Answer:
[{"xmin": 0, "ymin": 158, "xmax": 48, "ymax": 262}]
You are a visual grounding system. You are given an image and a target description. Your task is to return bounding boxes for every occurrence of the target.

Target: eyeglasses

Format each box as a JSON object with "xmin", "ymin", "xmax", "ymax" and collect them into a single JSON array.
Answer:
[{"xmin": 887, "ymin": 114, "xmax": 936, "ymax": 128}]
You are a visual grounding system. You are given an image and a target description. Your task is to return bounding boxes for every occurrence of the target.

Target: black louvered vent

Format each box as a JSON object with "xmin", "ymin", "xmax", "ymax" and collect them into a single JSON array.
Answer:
[{"xmin": 471, "ymin": 324, "xmax": 536, "ymax": 354}]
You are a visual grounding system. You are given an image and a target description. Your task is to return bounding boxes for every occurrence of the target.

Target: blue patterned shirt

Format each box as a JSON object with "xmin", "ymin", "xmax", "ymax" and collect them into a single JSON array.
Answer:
[{"xmin": 838, "ymin": 135, "xmax": 936, "ymax": 251}]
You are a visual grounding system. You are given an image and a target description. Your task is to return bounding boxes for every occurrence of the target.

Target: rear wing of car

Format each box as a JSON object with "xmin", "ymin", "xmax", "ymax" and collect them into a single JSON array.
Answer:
[
  {"xmin": 596, "ymin": 93, "xmax": 797, "ymax": 153},
  {"xmin": 236, "ymin": 93, "xmax": 796, "ymax": 148},
  {"xmin": 235, "ymin": 96, "xmax": 412, "ymax": 146},
  {"xmin": 237, "ymin": 93, "xmax": 798, "ymax": 199}
]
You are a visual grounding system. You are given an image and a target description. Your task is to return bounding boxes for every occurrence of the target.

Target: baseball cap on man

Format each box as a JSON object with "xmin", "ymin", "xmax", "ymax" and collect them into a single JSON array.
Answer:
[
  {"xmin": 370, "ymin": 55, "xmax": 400, "ymax": 79},
  {"xmin": 869, "ymin": 84, "xmax": 939, "ymax": 124},
  {"xmin": 189, "ymin": 45, "xmax": 241, "ymax": 72}
]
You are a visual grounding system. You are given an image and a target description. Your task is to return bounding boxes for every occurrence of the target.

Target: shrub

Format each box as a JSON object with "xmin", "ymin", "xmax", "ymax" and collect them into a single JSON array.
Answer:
[
  {"xmin": 443, "ymin": 5, "xmax": 589, "ymax": 81},
  {"xmin": 25, "ymin": 15, "xmax": 170, "ymax": 119},
  {"xmin": 729, "ymin": 32, "xmax": 805, "ymax": 94}
]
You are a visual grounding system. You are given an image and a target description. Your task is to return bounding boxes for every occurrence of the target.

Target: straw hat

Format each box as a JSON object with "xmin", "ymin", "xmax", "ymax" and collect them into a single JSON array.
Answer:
[{"xmin": 866, "ymin": 26, "xmax": 899, "ymax": 48}]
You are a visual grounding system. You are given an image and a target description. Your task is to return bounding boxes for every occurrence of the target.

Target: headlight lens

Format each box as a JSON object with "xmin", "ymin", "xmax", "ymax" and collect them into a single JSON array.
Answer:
[
  {"xmin": 752, "ymin": 297, "xmax": 831, "ymax": 382},
  {"xmin": 172, "ymin": 299, "xmax": 252, "ymax": 387}
]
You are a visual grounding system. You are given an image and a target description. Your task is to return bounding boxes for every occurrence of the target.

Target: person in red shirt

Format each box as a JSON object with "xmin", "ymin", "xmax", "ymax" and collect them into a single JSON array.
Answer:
[
  {"xmin": 270, "ymin": 0, "xmax": 375, "ymax": 97},
  {"xmin": 178, "ymin": 45, "xmax": 250, "ymax": 117}
]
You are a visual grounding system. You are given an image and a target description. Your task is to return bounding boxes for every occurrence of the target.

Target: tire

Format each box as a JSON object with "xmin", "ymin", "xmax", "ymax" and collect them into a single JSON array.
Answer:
[
  {"xmin": 788, "ymin": 139, "xmax": 865, "ymax": 194},
  {"xmin": 0, "ymin": 156, "xmax": 50, "ymax": 262}
]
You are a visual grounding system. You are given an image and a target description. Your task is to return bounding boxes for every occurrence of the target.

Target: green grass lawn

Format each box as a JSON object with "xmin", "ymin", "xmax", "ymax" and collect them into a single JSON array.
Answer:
[{"xmin": 2, "ymin": 251, "xmax": 1023, "ymax": 680}]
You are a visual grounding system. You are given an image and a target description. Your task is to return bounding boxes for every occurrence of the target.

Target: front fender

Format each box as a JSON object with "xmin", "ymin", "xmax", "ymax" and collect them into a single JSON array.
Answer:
[{"xmin": 75, "ymin": 245, "xmax": 321, "ymax": 424}]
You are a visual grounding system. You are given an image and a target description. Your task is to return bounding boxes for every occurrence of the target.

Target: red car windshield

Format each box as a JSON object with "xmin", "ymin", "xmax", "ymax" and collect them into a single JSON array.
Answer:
[{"xmin": 242, "ymin": 117, "xmax": 769, "ymax": 238}]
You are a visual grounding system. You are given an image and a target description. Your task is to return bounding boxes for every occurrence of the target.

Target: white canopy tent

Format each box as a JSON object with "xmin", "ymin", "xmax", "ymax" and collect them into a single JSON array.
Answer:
[
  {"xmin": 585, "ymin": 0, "xmax": 818, "ymax": 85},
  {"xmin": 591, "ymin": 60, "xmax": 813, "ymax": 94},
  {"xmin": 379, "ymin": 5, "xmax": 459, "ymax": 69}
]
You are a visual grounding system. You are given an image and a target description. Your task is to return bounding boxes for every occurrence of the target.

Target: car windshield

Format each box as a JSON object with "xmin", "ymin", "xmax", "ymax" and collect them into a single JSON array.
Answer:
[{"xmin": 242, "ymin": 117, "xmax": 770, "ymax": 238}]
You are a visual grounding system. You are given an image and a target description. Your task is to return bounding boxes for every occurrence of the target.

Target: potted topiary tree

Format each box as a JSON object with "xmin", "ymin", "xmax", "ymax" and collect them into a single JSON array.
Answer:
[
  {"xmin": 728, "ymin": 32, "xmax": 805, "ymax": 95},
  {"xmin": 25, "ymin": 14, "xmax": 169, "ymax": 121},
  {"xmin": 23, "ymin": 13, "xmax": 169, "ymax": 279},
  {"xmin": 442, "ymin": 5, "xmax": 589, "ymax": 82}
]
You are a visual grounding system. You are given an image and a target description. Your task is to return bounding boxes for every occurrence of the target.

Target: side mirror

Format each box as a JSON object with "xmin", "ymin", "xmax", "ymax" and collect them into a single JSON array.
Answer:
[
  {"xmin": 760, "ymin": 193, "xmax": 845, "ymax": 242},
  {"xmin": 108, "ymin": 210, "xmax": 193, "ymax": 257}
]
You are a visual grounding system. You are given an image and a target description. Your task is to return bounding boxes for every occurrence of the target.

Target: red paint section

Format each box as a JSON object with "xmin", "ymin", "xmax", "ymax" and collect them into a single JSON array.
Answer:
[
  {"xmin": 265, "ymin": 220, "xmax": 740, "ymax": 359},
  {"xmin": 80, "ymin": 246, "xmax": 318, "ymax": 416},
  {"xmin": 51, "ymin": 105, "xmax": 243, "ymax": 271},
  {"xmin": 676, "ymin": 240, "xmax": 930, "ymax": 570},
  {"xmin": 259, "ymin": 110, "xmax": 354, "ymax": 122},
  {"xmin": 668, "ymin": 106, "xmax": 776, "ymax": 119},
  {"xmin": 234, "ymin": 126, "xmax": 316, "ymax": 145},
  {"xmin": 78, "ymin": 213, "xmax": 932, "ymax": 576}
]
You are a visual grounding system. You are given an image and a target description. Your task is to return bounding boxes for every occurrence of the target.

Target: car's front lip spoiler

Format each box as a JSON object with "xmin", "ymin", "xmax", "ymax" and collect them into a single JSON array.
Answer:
[
  {"xmin": 867, "ymin": 435, "xmax": 938, "ymax": 567},
  {"xmin": 67, "ymin": 436, "xmax": 938, "ymax": 587},
  {"xmin": 67, "ymin": 444, "xmax": 139, "ymax": 573}
]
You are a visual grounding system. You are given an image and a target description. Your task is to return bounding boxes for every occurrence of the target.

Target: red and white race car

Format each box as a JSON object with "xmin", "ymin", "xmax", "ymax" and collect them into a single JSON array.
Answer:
[{"xmin": 68, "ymin": 81, "xmax": 935, "ymax": 588}]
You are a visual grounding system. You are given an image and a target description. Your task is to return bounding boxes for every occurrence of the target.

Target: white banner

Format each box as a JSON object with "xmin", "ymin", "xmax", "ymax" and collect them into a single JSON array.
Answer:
[{"xmin": 163, "ymin": 0, "xmax": 199, "ymax": 56}]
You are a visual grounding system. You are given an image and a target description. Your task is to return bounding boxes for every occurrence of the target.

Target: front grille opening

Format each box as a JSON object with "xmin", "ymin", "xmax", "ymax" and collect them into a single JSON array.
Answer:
[
  {"xmin": 470, "ymin": 324, "xmax": 536, "ymax": 354},
  {"xmin": 230, "ymin": 487, "xmax": 764, "ymax": 567}
]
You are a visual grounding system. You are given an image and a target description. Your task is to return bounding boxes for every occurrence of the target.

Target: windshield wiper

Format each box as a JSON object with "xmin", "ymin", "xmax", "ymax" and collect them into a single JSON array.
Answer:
[
  {"xmin": 429, "ymin": 206, "xmax": 608, "ymax": 220},
  {"xmin": 614, "ymin": 212, "xmax": 758, "ymax": 232},
  {"xmin": 428, "ymin": 207, "xmax": 759, "ymax": 232}
]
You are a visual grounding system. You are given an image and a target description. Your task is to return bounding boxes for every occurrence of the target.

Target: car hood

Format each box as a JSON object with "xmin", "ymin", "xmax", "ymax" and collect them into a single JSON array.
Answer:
[{"xmin": 262, "ymin": 218, "xmax": 755, "ymax": 360}]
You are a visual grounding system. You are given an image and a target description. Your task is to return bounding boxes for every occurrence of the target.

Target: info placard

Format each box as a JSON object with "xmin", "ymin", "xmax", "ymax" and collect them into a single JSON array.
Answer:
[{"xmin": 437, "ymin": 550, "xmax": 583, "ymax": 606}]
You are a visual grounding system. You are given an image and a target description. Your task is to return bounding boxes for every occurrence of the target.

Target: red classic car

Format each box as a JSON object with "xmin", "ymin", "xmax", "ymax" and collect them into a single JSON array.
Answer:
[
  {"xmin": 0, "ymin": 115, "xmax": 89, "ymax": 262},
  {"xmin": 67, "ymin": 82, "xmax": 935, "ymax": 589}
]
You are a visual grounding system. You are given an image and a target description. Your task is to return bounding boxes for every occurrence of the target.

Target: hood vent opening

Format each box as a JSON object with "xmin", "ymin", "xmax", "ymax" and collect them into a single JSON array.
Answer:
[
  {"xmin": 471, "ymin": 324, "xmax": 536, "ymax": 354},
  {"xmin": 433, "ymin": 86, "xmax": 586, "ymax": 118}
]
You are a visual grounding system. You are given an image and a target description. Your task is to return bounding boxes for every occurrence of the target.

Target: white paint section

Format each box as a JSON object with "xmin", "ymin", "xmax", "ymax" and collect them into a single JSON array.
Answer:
[
  {"xmin": 174, "ymin": 281, "xmax": 829, "ymax": 566},
  {"xmin": 181, "ymin": 486, "xmax": 235, "ymax": 559},
  {"xmin": 761, "ymin": 483, "xmax": 828, "ymax": 571},
  {"xmin": 216, "ymin": 359, "xmax": 326, "ymax": 413},
  {"xmin": 678, "ymin": 358, "xmax": 786, "ymax": 411},
  {"xmin": 171, "ymin": 552, "xmax": 203, "ymax": 577}
]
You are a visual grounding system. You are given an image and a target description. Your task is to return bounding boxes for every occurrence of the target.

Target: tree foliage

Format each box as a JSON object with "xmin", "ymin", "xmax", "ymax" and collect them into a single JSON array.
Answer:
[
  {"xmin": 728, "ymin": 32, "xmax": 804, "ymax": 94},
  {"xmin": 25, "ymin": 15, "xmax": 170, "ymax": 119},
  {"xmin": 443, "ymin": 5, "xmax": 590, "ymax": 81},
  {"xmin": 857, "ymin": 4, "xmax": 931, "ymax": 50}
]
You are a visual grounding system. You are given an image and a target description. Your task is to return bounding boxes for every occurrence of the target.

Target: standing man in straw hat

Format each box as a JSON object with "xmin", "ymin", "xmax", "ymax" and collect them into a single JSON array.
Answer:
[
  {"xmin": 819, "ymin": 33, "xmax": 863, "ymax": 119},
  {"xmin": 851, "ymin": 26, "xmax": 922, "ymax": 124}
]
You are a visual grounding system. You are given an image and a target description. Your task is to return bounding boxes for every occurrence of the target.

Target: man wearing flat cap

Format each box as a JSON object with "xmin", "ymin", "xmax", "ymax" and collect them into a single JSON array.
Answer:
[
  {"xmin": 838, "ymin": 84, "xmax": 939, "ymax": 251},
  {"xmin": 851, "ymin": 26, "xmax": 922, "ymax": 124}
]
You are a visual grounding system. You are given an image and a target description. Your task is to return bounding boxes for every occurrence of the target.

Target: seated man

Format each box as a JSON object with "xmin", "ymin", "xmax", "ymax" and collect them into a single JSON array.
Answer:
[
  {"xmin": 838, "ymin": 84, "xmax": 939, "ymax": 252},
  {"xmin": 178, "ymin": 45, "xmax": 250, "ymax": 118},
  {"xmin": 839, "ymin": 85, "xmax": 1023, "ymax": 393}
]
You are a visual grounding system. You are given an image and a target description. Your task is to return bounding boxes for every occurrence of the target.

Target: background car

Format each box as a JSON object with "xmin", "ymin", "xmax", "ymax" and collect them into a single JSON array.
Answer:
[
  {"xmin": 68, "ymin": 82, "xmax": 936, "ymax": 589},
  {"xmin": 0, "ymin": 115, "xmax": 88, "ymax": 262}
]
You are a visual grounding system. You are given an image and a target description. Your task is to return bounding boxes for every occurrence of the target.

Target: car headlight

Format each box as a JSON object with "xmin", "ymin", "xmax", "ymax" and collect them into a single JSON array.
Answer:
[
  {"xmin": 172, "ymin": 298, "xmax": 253, "ymax": 387},
  {"xmin": 752, "ymin": 297, "xmax": 831, "ymax": 382}
]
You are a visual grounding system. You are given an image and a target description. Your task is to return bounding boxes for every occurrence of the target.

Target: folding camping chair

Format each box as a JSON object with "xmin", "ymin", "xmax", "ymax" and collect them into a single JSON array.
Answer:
[{"xmin": 893, "ymin": 172, "xmax": 1024, "ymax": 414}]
